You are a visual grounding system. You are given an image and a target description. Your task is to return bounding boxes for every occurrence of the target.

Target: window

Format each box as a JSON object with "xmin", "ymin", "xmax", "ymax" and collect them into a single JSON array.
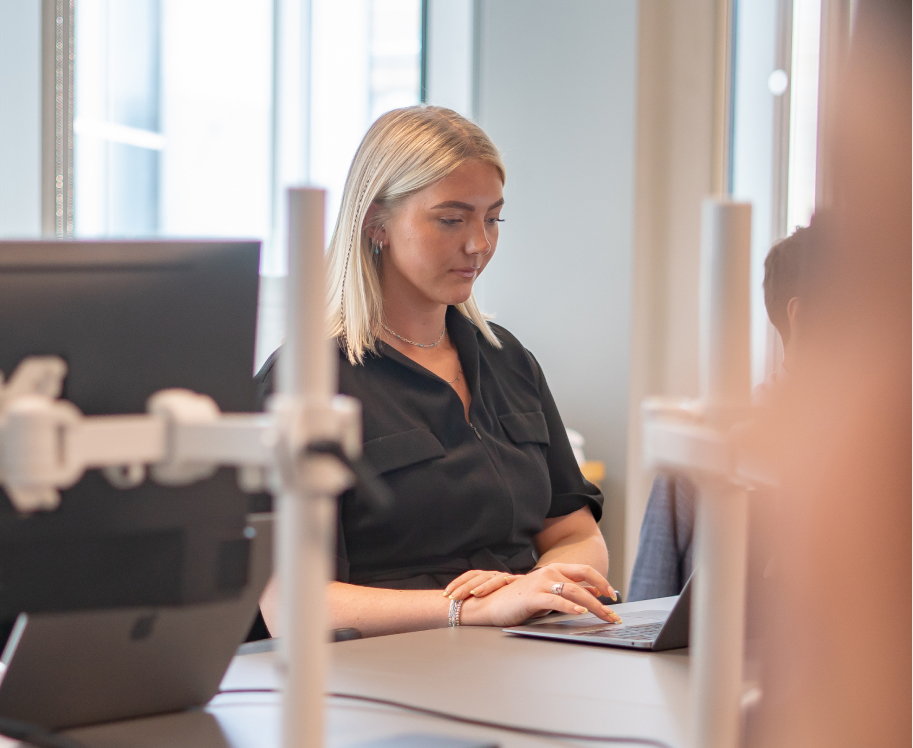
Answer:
[
  {"xmin": 74, "ymin": 0, "xmax": 274, "ymax": 241},
  {"xmin": 732, "ymin": 0, "xmax": 825, "ymax": 382},
  {"xmin": 786, "ymin": 0, "xmax": 822, "ymax": 232},
  {"xmin": 72, "ymin": 0, "xmax": 422, "ymax": 365},
  {"xmin": 74, "ymin": 0, "xmax": 421, "ymax": 253}
]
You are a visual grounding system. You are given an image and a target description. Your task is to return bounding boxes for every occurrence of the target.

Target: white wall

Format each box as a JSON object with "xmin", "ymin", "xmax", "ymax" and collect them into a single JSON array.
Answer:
[
  {"xmin": 427, "ymin": 0, "xmax": 638, "ymax": 585},
  {"xmin": 0, "ymin": 0, "xmax": 41, "ymax": 238},
  {"xmin": 424, "ymin": 0, "xmax": 473, "ymax": 117}
]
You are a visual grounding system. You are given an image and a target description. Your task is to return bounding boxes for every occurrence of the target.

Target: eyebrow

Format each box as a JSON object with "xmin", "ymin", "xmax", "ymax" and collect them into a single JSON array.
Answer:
[{"xmin": 430, "ymin": 198, "xmax": 505, "ymax": 212}]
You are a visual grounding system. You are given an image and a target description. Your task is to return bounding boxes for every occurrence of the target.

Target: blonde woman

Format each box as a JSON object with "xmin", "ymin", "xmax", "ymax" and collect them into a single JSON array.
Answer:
[{"xmin": 257, "ymin": 106, "xmax": 620, "ymax": 637}]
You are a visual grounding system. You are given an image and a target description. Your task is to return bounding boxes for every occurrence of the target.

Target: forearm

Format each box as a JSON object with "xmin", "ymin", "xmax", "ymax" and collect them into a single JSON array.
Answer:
[
  {"xmin": 328, "ymin": 581, "xmax": 454, "ymax": 637},
  {"xmin": 262, "ymin": 577, "xmax": 455, "ymax": 638},
  {"xmin": 536, "ymin": 530, "xmax": 609, "ymax": 577}
]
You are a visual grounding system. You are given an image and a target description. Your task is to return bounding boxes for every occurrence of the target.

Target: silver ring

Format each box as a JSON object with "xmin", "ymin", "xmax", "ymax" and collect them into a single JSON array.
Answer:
[{"xmin": 550, "ymin": 582, "xmax": 564, "ymax": 596}]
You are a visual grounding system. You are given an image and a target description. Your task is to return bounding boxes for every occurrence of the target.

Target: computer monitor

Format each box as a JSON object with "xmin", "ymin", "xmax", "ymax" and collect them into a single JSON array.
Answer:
[{"xmin": 0, "ymin": 240, "xmax": 262, "ymax": 621}]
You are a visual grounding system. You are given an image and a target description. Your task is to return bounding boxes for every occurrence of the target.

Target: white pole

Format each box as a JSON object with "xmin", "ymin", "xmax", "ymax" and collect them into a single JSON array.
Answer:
[
  {"xmin": 277, "ymin": 187, "xmax": 335, "ymax": 748},
  {"xmin": 691, "ymin": 198, "xmax": 751, "ymax": 748},
  {"xmin": 691, "ymin": 480, "xmax": 749, "ymax": 748},
  {"xmin": 698, "ymin": 199, "xmax": 752, "ymax": 417}
]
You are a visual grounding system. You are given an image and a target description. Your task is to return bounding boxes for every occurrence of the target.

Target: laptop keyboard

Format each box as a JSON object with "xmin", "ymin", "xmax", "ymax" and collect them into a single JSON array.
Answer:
[{"xmin": 578, "ymin": 622, "xmax": 664, "ymax": 641}]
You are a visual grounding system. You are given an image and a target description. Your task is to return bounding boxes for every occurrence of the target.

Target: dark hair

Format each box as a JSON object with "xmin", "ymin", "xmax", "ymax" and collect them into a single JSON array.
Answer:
[{"xmin": 763, "ymin": 225, "xmax": 810, "ymax": 345}]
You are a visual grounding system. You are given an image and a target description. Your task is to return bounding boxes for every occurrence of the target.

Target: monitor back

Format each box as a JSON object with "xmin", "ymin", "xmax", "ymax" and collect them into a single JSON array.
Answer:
[
  {"xmin": 0, "ymin": 240, "xmax": 261, "ymax": 618},
  {"xmin": 0, "ymin": 514, "xmax": 273, "ymax": 730}
]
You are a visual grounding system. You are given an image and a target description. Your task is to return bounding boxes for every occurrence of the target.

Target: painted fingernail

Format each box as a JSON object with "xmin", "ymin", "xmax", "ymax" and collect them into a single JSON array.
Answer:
[
  {"xmin": 469, "ymin": 589, "xmax": 477, "ymax": 595},
  {"xmin": 610, "ymin": 591, "xmax": 618, "ymax": 602},
  {"xmin": 442, "ymin": 590, "xmax": 450, "ymax": 597},
  {"xmin": 574, "ymin": 605, "xmax": 588, "ymax": 614},
  {"xmin": 448, "ymin": 594, "xmax": 457, "ymax": 600}
]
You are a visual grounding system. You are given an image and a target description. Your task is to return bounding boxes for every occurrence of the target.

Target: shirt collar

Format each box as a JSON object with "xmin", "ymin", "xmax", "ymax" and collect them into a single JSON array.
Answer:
[{"xmin": 372, "ymin": 306, "xmax": 483, "ymax": 395}]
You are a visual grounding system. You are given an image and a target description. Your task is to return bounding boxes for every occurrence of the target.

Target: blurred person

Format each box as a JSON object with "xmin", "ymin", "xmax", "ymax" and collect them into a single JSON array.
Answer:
[
  {"xmin": 753, "ymin": 224, "xmax": 812, "ymax": 404},
  {"xmin": 746, "ymin": 1, "xmax": 910, "ymax": 745}
]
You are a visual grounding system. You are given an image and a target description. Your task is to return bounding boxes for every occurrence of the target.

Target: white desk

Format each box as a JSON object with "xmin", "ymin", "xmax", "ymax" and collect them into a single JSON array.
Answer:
[{"xmin": 64, "ymin": 597, "xmax": 689, "ymax": 748}]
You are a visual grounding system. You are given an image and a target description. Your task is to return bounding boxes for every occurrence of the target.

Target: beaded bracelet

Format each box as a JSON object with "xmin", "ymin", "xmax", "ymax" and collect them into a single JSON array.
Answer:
[{"xmin": 448, "ymin": 598, "xmax": 464, "ymax": 627}]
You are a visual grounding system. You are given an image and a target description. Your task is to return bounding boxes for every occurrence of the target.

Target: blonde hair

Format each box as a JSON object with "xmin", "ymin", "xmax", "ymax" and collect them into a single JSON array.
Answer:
[{"xmin": 326, "ymin": 105, "xmax": 505, "ymax": 364}]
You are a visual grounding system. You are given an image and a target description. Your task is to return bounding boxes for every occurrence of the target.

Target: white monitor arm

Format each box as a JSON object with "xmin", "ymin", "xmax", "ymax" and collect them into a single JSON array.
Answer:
[{"xmin": 0, "ymin": 356, "xmax": 363, "ymax": 514}]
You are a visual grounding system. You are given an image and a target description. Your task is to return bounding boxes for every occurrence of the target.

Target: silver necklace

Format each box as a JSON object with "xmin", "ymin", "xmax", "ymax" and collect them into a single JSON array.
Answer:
[
  {"xmin": 444, "ymin": 368, "xmax": 463, "ymax": 385},
  {"xmin": 382, "ymin": 322, "xmax": 447, "ymax": 348}
]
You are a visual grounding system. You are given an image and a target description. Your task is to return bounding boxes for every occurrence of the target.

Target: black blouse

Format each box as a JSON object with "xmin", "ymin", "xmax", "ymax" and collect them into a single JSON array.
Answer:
[{"xmin": 255, "ymin": 305, "xmax": 603, "ymax": 590}]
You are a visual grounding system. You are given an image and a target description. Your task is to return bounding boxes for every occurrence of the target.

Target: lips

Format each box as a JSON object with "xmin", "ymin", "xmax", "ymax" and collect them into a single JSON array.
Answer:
[{"xmin": 451, "ymin": 267, "xmax": 480, "ymax": 278}]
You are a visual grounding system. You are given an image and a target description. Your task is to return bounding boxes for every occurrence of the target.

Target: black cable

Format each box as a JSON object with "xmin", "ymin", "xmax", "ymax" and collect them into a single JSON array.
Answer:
[
  {"xmin": 214, "ymin": 688, "xmax": 675, "ymax": 748},
  {"xmin": 0, "ymin": 717, "xmax": 88, "ymax": 748}
]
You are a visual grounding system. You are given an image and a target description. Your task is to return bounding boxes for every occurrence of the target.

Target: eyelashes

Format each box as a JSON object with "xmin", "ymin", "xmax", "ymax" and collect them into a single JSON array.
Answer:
[{"xmin": 438, "ymin": 218, "xmax": 505, "ymax": 226}]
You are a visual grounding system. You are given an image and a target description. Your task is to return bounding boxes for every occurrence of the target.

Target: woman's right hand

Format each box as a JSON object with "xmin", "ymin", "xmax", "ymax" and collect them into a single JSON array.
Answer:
[{"xmin": 459, "ymin": 563, "xmax": 622, "ymax": 628}]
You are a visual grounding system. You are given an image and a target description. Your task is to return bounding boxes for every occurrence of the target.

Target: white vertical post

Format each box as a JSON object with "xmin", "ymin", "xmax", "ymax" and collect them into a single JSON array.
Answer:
[
  {"xmin": 692, "ymin": 198, "xmax": 752, "ymax": 748},
  {"xmin": 699, "ymin": 199, "xmax": 752, "ymax": 416},
  {"xmin": 276, "ymin": 187, "xmax": 334, "ymax": 748},
  {"xmin": 691, "ymin": 480, "xmax": 749, "ymax": 748}
]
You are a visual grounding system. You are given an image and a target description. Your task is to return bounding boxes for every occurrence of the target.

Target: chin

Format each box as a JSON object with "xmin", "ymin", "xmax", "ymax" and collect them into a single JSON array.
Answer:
[{"xmin": 444, "ymin": 290, "xmax": 474, "ymax": 307}]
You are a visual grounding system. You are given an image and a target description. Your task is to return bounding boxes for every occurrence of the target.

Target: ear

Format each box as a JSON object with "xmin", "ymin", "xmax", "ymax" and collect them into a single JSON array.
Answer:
[
  {"xmin": 362, "ymin": 203, "xmax": 387, "ymax": 245},
  {"xmin": 787, "ymin": 296, "xmax": 801, "ymax": 339}
]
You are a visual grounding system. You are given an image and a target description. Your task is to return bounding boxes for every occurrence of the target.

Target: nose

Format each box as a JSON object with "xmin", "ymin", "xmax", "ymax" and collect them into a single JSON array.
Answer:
[{"xmin": 466, "ymin": 217, "xmax": 492, "ymax": 259}]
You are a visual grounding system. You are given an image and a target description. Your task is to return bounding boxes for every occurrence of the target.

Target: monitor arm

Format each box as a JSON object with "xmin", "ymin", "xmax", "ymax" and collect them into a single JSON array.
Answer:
[{"xmin": 0, "ymin": 355, "xmax": 375, "ymax": 515}]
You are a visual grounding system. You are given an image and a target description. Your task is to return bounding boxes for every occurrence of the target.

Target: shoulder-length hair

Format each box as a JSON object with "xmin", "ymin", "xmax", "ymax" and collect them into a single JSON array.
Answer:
[{"xmin": 326, "ymin": 105, "xmax": 505, "ymax": 364}]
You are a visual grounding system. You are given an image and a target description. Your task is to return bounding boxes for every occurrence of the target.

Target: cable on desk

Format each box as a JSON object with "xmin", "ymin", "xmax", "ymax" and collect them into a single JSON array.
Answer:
[
  {"xmin": 215, "ymin": 689, "xmax": 676, "ymax": 748},
  {"xmin": 0, "ymin": 717, "xmax": 88, "ymax": 748}
]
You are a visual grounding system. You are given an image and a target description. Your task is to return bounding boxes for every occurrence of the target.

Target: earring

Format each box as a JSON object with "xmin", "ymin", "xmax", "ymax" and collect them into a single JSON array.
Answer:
[{"xmin": 373, "ymin": 240, "xmax": 382, "ymax": 255}]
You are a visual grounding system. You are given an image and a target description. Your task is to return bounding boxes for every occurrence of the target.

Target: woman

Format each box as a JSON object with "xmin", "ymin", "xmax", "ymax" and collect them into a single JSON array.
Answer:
[{"xmin": 257, "ymin": 106, "xmax": 621, "ymax": 637}]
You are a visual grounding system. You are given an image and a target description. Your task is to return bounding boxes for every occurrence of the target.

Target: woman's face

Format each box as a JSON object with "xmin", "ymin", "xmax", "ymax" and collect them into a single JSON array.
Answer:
[{"xmin": 374, "ymin": 159, "xmax": 504, "ymax": 309}]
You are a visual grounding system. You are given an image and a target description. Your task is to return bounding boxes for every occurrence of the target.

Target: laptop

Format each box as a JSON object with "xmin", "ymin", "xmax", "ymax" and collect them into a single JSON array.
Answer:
[
  {"xmin": 503, "ymin": 574, "xmax": 691, "ymax": 651},
  {"xmin": 0, "ymin": 514, "xmax": 273, "ymax": 730}
]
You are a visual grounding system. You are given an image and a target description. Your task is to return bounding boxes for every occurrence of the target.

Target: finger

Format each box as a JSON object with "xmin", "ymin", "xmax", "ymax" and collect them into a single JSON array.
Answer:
[
  {"xmin": 469, "ymin": 574, "xmax": 516, "ymax": 598},
  {"xmin": 554, "ymin": 582, "xmax": 622, "ymax": 624},
  {"xmin": 443, "ymin": 570, "xmax": 481, "ymax": 597},
  {"xmin": 578, "ymin": 583, "xmax": 620, "ymax": 605},
  {"xmin": 544, "ymin": 564, "xmax": 618, "ymax": 601},
  {"xmin": 535, "ymin": 593, "xmax": 593, "ymax": 618},
  {"xmin": 450, "ymin": 572, "xmax": 499, "ymax": 600}
]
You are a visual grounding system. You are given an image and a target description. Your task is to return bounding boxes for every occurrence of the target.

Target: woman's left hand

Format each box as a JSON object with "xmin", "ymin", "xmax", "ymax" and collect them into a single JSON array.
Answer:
[{"xmin": 443, "ymin": 569, "xmax": 518, "ymax": 601}]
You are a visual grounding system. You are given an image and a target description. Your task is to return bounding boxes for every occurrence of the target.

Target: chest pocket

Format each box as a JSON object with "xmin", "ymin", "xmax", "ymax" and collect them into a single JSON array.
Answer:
[
  {"xmin": 363, "ymin": 428, "xmax": 446, "ymax": 475},
  {"xmin": 498, "ymin": 411, "xmax": 550, "ymax": 446}
]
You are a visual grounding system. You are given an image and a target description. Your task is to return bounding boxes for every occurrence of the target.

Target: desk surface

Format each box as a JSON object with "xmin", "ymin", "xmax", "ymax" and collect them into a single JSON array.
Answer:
[{"xmin": 63, "ymin": 597, "xmax": 689, "ymax": 748}]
